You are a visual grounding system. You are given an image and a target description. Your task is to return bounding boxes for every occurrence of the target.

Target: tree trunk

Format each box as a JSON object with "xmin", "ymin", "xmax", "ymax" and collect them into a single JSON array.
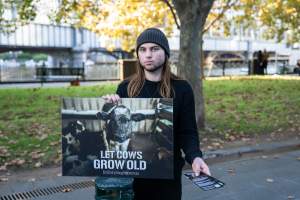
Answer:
[{"xmin": 172, "ymin": 0, "xmax": 214, "ymax": 129}]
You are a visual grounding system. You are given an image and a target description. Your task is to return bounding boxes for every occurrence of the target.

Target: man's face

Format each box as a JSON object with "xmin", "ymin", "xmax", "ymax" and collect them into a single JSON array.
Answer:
[{"xmin": 138, "ymin": 43, "xmax": 166, "ymax": 72}]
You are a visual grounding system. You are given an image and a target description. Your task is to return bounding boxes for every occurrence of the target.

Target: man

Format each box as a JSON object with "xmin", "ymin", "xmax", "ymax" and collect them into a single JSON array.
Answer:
[{"xmin": 103, "ymin": 27, "xmax": 210, "ymax": 200}]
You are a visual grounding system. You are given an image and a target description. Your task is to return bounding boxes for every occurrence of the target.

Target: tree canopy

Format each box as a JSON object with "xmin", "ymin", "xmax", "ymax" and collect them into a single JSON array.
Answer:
[
  {"xmin": 1, "ymin": 0, "xmax": 299, "ymax": 47},
  {"xmin": 0, "ymin": 0, "xmax": 37, "ymax": 32},
  {"xmin": 212, "ymin": 0, "xmax": 300, "ymax": 44},
  {"xmin": 52, "ymin": 0, "xmax": 177, "ymax": 51}
]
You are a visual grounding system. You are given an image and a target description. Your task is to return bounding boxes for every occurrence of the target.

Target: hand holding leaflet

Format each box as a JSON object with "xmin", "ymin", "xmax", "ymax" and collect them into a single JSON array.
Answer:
[{"xmin": 184, "ymin": 171, "xmax": 225, "ymax": 191}]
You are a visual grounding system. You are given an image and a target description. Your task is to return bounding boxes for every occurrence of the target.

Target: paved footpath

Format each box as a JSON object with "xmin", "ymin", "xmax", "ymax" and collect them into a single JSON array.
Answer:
[
  {"xmin": 183, "ymin": 149, "xmax": 300, "ymax": 200},
  {"xmin": 1, "ymin": 148, "xmax": 299, "ymax": 200}
]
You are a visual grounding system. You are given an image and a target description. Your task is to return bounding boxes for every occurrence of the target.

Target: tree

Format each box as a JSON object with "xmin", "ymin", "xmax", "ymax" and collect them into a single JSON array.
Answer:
[
  {"xmin": 231, "ymin": 0, "xmax": 300, "ymax": 44},
  {"xmin": 0, "ymin": 0, "xmax": 37, "ymax": 32},
  {"xmin": 204, "ymin": 0, "xmax": 300, "ymax": 45},
  {"xmin": 172, "ymin": 1, "xmax": 214, "ymax": 129}
]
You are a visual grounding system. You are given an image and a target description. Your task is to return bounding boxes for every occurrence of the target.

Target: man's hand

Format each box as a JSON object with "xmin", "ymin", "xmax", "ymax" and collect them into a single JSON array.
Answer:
[
  {"xmin": 192, "ymin": 157, "xmax": 211, "ymax": 176},
  {"xmin": 102, "ymin": 94, "xmax": 121, "ymax": 104}
]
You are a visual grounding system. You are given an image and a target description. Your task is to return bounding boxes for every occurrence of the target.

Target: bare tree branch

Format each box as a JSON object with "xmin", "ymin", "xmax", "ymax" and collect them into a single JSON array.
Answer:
[
  {"xmin": 161, "ymin": 0, "xmax": 180, "ymax": 30},
  {"xmin": 203, "ymin": 0, "xmax": 237, "ymax": 33}
]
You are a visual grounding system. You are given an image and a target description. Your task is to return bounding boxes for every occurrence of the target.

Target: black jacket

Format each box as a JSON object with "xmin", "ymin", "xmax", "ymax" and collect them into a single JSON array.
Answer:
[{"xmin": 116, "ymin": 78, "xmax": 203, "ymax": 176}]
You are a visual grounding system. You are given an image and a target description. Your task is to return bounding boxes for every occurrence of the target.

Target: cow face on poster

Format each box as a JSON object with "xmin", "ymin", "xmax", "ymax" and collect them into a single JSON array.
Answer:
[
  {"xmin": 96, "ymin": 103, "xmax": 147, "ymax": 151},
  {"xmin": 61, "ymin": 98, "xmax": 173, "ymax": 179}
]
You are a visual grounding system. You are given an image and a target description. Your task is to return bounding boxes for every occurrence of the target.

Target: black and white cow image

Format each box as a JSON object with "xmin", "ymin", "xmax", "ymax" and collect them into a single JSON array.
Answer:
[
  {"xmin": 62, "ymin": 120, "xmax": 104, "ymax": 176},
  {"xmin": 61, "ymin": 98, "xmax": 174, "ymax": 177},
  {"xmin": 62, "ymin": 120, "xmax": 85, "ymax": 157},
  {"xmin": 96, "ymin": 103, "xmax": 149, "ymax": 151}
]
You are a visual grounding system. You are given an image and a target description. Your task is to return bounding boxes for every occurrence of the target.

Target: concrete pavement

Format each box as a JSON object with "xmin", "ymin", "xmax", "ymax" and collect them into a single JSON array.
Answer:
[
  {"xmin": 1, "ymin": 142, "xmax": 300, "ymax": 200},
  {"xmin": 183, "ymin": 149, "xmax": 300, "ymax": 200}
]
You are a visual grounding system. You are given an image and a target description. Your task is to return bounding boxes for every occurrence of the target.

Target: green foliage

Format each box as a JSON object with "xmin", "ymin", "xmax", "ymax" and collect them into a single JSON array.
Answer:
[
  {"xmin": 0, "ymin": 0, "xmax": 37, "ymax": 32},
  {"xmin": 2, "ymin": 0, "xmax": 300, "ymax": 44},
  {"xmin": 0, "ymin": 52, "xmax": 11, "ymax": 60},
  {"xmin": 0, "ymin": 52, "xmax": 47, "ymax": 61},
  {"xmin": 32, "ymin": 53, "xmax": 47, "ymax": 61},
  {"xmin": 16, "ymin": 52, "xmax": 32, "ymax": 60},
  {"xmin": 52, "ymin": 0, "xmax": 176, "ymax": 51},
  {"xmin": 215, "ymin": 0, "xmax": 300, "ymax": 44}
]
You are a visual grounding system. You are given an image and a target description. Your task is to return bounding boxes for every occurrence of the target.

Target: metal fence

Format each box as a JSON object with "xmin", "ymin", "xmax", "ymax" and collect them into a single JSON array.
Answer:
[
  {"xmin": 0, "ymin": 63, "xmax": 120, "ymax": 82},
  {"xmin": 0, "ymin": 60, "xmax": 294, "ymax": 83},
  {"xmin": 0, "ymin": 66, "xmax": 36, "ymax": 82},
  {"xmin": 85, "ymin": 63, "xmax": 119, "ymax": 80}
]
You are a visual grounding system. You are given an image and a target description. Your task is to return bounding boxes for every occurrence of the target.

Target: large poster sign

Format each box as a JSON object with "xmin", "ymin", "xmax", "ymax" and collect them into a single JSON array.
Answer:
[{"xmin": 61, "ymin": 97, "xmax": 173, "ymax": 179}]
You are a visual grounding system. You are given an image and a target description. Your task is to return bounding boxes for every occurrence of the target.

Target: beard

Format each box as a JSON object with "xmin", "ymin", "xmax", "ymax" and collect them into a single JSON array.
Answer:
[{"xmin": 140, "ymin": 62, "xmax": 164, "ymax": 72}]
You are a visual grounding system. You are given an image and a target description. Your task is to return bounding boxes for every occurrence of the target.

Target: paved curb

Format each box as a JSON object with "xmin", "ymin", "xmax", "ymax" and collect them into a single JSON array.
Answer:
[
  {"xmin": 1, "ymin": 140, "xmax": 300, "ymax": 199},
  {"xmin": 203, "ymin": 139, "xmax": 300, "ymax": 160}
]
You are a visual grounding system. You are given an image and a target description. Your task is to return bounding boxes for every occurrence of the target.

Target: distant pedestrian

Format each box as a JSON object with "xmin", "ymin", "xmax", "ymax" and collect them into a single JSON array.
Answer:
[
  {"xmin": 294, "ymin": 60, "xmax": 300, "ymax": 75},
  {"xmin": 262, "ymin": 49, "xmax": 269, "ymax": 75},
  {"xmin": 253, "ymin": 50, "xmax": 264, "ymax": 75}
]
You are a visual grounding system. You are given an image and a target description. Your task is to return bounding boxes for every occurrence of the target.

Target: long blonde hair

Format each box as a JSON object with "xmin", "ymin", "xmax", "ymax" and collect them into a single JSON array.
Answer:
[{"xmin": 127, "ymin": 59, "xmax": 181, "ymax": 98}]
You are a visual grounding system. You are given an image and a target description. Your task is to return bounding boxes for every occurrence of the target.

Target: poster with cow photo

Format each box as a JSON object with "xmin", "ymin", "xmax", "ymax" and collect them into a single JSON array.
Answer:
[{"xmin": 61, "ymin": 97, "xmax": 173, "ymax": 179}]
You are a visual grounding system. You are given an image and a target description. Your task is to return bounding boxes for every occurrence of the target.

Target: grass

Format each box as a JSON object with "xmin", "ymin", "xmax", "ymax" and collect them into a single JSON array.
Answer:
[
  {"xmin": 0, "ymin": 84, "xmax": 116, "ymax": 169},
  {"xmin": 204, "ymin": 79, "xmax": 300, "ymax": 139},
  {"xmin": 0, "ymin": 78, "xmax": 299, "ymax": 169}
]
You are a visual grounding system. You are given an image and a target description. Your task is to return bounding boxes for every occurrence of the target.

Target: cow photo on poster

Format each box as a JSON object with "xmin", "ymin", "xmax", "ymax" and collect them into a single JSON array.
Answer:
[{"xmin": 61, "ymin": 97, "xmax": 173, "ymax": 179}]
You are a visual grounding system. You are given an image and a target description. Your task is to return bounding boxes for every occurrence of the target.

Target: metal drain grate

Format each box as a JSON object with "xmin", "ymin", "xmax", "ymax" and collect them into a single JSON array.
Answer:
[{"xmin": 0, "ymin": 180, "xmax": 94, "ymax": 200}]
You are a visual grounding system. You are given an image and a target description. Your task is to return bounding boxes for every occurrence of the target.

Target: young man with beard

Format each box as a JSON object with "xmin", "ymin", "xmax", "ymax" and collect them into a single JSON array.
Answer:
[{"xmin": 102, "ymin": 28, "xmax": 210, "ymax": 200}]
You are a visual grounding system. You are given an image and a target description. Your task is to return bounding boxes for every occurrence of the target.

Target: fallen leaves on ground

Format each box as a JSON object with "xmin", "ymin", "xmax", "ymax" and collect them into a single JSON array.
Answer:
[
  {"xmin": 62, "ymin": 188, "xmax": 72, "ymax": 192},
  {"xmin": 228, "ymin": 135, "xmax": 236, "ymax": 141},
  {"xmin": 31, "ymin": 151, "xmax": 45, "ymax": 160},
  {"xmin": 241, "ymin": 137, "xmax": 251, "ymax": 142},
  {"xmin": 0, "ymin": 165, "xmax": 7, "ymax": 171},
  {"xmin": 206, "ymin": 145, "xmax": 213, "ymax": 150},
  {"xmin": 8, "ymin": 140, "xmax": 17, "ymax": 145},
  {"xmin": 0, "ymin": 146, "xmax": 9, "ymax": 157},
  {"xmin": 34, "ymin": 162, "xmax": 42, "ymax": 168},
  {"xmin": 211, "ymin": 142, "xmax": 222, "ymax": 148},
  {"xmin": 50, "ymin": 141, "xmax": 60, "ymax": 146},
  {"xmin": 227, "ymin": 168, "xmax": 235, "ymax": 175},
  {"xmin": 54, "ymin": 157, "xmax": 61, "ymax": 164},
  {"xmin": 266, "ymin": 178, "xmax": 274, "ymax": 183},
  {"xmin": 0, "ymin": 177, "xmax": 8, "ymax": 182},
  {"xmin": 8, "ymin": 159, "xmax": 26, "ymax": 166},
  {"xmin": 36, "ymin": 134, "xmax": 48, "ymax": 141}
]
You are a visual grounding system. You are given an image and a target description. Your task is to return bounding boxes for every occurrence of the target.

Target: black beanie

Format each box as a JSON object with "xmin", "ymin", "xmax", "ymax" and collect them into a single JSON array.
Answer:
[{"xmin": 136, "ymin": 28, "xmax": 170, "ymax": 57}]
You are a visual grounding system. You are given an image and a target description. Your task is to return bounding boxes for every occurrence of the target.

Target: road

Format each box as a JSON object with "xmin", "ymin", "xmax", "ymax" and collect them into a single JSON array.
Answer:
[
  {"xmin": 183, "ymin": 149, "xmax": 300, "ymax": 200},
  {"xmin": 1, "ymin": 149, "xmax": 299, "ymax": 200}
]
